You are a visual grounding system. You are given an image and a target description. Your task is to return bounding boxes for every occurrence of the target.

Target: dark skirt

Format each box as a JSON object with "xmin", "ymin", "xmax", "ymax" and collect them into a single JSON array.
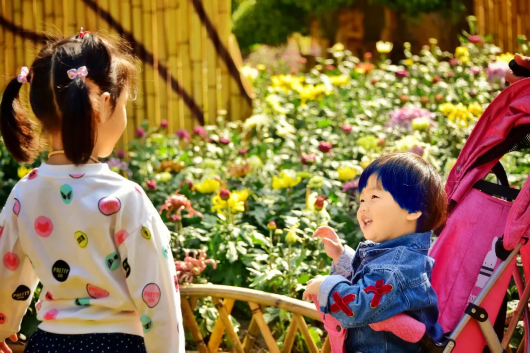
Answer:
[{"xmin": 24, "ymin": 328, "xmax": 147, "ymax": 353}]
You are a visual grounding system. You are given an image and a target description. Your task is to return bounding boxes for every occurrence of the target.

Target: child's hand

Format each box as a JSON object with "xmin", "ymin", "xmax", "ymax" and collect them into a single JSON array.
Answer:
[
  {"xmin": 0, "ymin": 333, "xmax": 18, "ymax": 353},
  {"xmin": 313, "ymin": 226, "xmax": 344, "ymax": 264},
  {"xmin": 302, "ymin": 275, "xmax": 329, "ymax": 301}
]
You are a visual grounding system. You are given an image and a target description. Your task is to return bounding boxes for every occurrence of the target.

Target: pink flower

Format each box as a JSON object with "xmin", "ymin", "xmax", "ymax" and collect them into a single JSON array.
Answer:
[
  {"xmin": 409, "ymin": 145, "xmax": 424, "ymax": 157},
  {"xmin": 396, "ymin": 70, "xmax": 409, "ymax": 78},
  {"xmin": 176, "ymin": 129, "xmax": 191, "ymax": 140},
  {"xmin": 468, "ymin": 35, "xmax": 483, "ymax": 44},
  {"xmin": 486, "ymin": 61, "xmax": 509, "ymax": 83},
  {"xmin": 318, "ymin": 141, "xmax": 332, "ymax": 153},
  {"xmin": 116, "ymin": 149, "xmax": 125, "ymax": 158},
  {"xmin": 432, "ymin": 76, "xmax": 442, "ymax": 84},
  {"xmin": 470, "ymin": 66, "xmax": 481, "ymax": 75},
  {"xmin": 301, "ymin": 153, "xmax": 316, "ymax": 165},
  {"xmin": 147, "ymin": 180, "xmax": 157, "ymax": 190},
  {"xmin": 193, "ymin": 126, "xmax": 206, "ymax": 137},
  {"xmin": 219, "ymin": 189, "xmax": 230, "ymax": 200},
  {"xmin": 135, "ymin": 127, "xmax": 145, "ymax": 138},
  {"xmin": 160, "ymin": 119, "xmax": 168, "ymax": 128},
  {"xmin": 238, "ymin": 148, "xmax": 248, "ymax": 156},
  {"xmin": 387, "ymin": 106, "xmax": 435, "ymax": 130},
  {"xmin": 364, "ymin": 52, "xmax": 373, "ymax": 61},
  {"xmin": 170, "ymin": 214, "xmax": 182, "ymax": 222},
  {"xmin": 180, "ymin": 180, "xmax": 193, "ymax": 190},
  {"xmin": 325, "ymin": 65, "xmax": 335, "ymax": 71},
  {"xmin": 219, "ymin": 137, "xmax": 230, "ymax": 145},
  {"xmin": 342, "ymin": 124, "xmax": 353, "ymax": 133},
  {"xmin": 449, "ymin": 58, "xmax": 460, "ymax": 66},
  {"xmin": 343, "ymin": 179, "xmax": 359, "ymax": 193}
]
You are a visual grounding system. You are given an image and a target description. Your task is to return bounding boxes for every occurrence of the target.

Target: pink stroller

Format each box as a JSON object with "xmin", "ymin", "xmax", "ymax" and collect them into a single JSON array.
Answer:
[{"xmin": 313, "ymin": 77, "xmax": 530, "ymax": 353}]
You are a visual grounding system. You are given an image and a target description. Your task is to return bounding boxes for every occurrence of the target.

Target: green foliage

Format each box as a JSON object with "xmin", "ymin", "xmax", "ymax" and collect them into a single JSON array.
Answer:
[{"xmin": 232, "ymin": 0, "xmax": 308, "ymax": 51}]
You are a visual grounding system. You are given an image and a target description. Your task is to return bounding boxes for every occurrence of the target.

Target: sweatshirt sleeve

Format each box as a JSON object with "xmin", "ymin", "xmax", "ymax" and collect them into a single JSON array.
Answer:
[
  {"xmin": 329, "ymin": 245, "xmax": 356, "ymax": 278},
  {"xmin": 117, "ymin": 212, "xmax": 184, "ymax": 353},
  {"xmin": 0, "ymin": 195, "xmax": 39, "ymax": 342}
]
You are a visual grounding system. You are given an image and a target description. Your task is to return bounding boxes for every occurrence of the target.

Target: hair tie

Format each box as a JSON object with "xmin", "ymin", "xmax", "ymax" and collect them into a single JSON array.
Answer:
[
  {"xmin": 17, "ymin": 67, "xmax": 29, "ymax": 84},
  {"xmin": 67, "ymin": 66, "xmax": 88, "ymax": 80},
  {"xmin": 78, "ymin": 27, "xmax": 90, "ymax": 39}
]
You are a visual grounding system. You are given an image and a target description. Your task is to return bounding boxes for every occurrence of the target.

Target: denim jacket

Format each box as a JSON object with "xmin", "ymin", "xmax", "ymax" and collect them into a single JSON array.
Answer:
[{"xmin": 318, "ymin": 231, "xmax": 444, "ymax": 353}]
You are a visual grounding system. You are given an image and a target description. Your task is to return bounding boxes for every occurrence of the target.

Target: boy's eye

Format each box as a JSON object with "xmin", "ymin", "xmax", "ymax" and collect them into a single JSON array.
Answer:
[
  {"xmin": 372, "ymin": 195, "xmax": 378, "ymax": 199},
  {"xmin": 360, "ymin": 199, "xmax": 364, "ymax": 202}
]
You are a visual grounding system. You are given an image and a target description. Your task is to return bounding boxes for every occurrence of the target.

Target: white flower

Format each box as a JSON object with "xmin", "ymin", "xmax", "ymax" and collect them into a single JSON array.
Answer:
[{"xmin": 241, "ymin": 65, "xmax": 258, "ymax": 81}]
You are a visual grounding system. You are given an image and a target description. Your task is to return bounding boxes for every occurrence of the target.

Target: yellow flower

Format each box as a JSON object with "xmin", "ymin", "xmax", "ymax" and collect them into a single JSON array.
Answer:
[
  {"xmin": 256, "ymin": 64, "xmax": 266, "ymax": 71},
  {"xmin": 446, "ymin": 103, "xmax": 474, "ymax": 128},
  {"xmin": 17, "ymin": 166, "xmax": 31, "ymax": 179},
  {"xmin": 395, "ymin": 134, "xmax": 422, "ymax": 152},
  {"xmin": 272, "ymin": 170, "xmax": 302, "ymax": 190},
  {"xmin": 497, "ymin": 53, "xmax": 514, "ymax": 64},
  {"xmin": 455, "ymin": 46, "xmax": 469, "ymax": 59},
  {"xmin": 328, "ymin": 75, "xmax": 350, "ymax": 86},
  {"xmin": 376, "ymin": 41, "xmax": 393, "ymax": 54},
  {"xmin": 460, "ymin": 56, "xmax": 470, "ymax": 63},
  {"xmin": 337, "ymin": 166, "xmax": 357, "ymax": 181},
  {"xmin": 194, "ymin": 178, "xmax": 221, "ymax": 194},
  {"xmin": 271, "ymin": 75, "xmax": 305, "ymax": 91},
  {"xmin": 331, "ymin": 43, "xmax": 344, "ymax": 52},
  {"xmin": 404, "ymin": 59, "xmax": 414, "ymax": 66},
  {"xmin": 211, "ymin": 189, "xmax": 249, "ymax": 215},
  {"xmin": 411, "ymin": 117, "xmax": 431, "ymax": 131},
  {"xmin": 293, "ymin": 83, "xmax": 332, "ymax": 104},
  {"xmin": 468, "ymin": 102, "xmax": 483, "ymax": 117},
  {"xmin": 361, "ymin": 156, "xmax": 371, "ymax": 169},
  {"xmin": 439, "ymin": 102, "xmax": 456, "ymax": 117},
  {"xmin": 156, "ymin": 172, "xmax": 172, "ymax": 183}
]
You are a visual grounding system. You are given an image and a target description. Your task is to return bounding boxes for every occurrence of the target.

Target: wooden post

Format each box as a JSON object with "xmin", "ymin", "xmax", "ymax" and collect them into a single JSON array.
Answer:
[
  {"xmin": 158, "ymin": 0, "xmax": 171, "ymax": 131},
  {"xmin": 212, "ymin": 297, "xmax": 244, "ymax": 353},
  {"xmin": 218, "ymin": 0, "xmax": 231, "ymax": 117},
  {"xmin": 475, "ymin": 0, "xmax": 486, "ymax": 36},
  {"xmin": 181, "ymin": 298, "xmax": 209, "ymax": 353},
  {"xmin": 242, "ymin": 316, "xmax": 261, "ymax": 353},
  {"xmin": 248, "ymin": 302, "xmax": 280, "ymax": 353},
  {"xmin": 4, "ymin": 0, "xmax": 15, "ymax": 78},
  {"xmin": 208, "ymin": 298, "xmax": 235, "ymax": 352},
  {"xmin": 292, "ymin": 314, "xmax": 319, "ymax": 353},
  {"xmin": 142, "ymin": 0, "xmax": 155, "ymax": 129},
  {"xmin": 120, "ymin": 0, "xmax": 135, "ymax": 149},
  {"xmin": 131, "ymin": 0, "xmax": 145, "ymax": 126},
  {"xmin": 13, "ymin": 0, "xmax": 23, "ymax": 67},
  {"xmin": 281, "ymin": 320, "xmax": 299, "ymax": 353},
  {"xmin": 0, "ymin": 0, "xmax": 5, "ymax": 85}
]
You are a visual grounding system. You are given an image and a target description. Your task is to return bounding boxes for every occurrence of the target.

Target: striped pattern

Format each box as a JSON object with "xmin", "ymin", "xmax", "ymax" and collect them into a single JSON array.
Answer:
[{"xmin": 0, "ymin": 0, "xmax": 253, "ymax": 149}]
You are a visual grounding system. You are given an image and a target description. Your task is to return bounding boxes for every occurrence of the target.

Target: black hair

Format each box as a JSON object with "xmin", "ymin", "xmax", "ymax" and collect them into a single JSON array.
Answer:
[
  {"xmin": 358, "ymin": 152, "xmax": 447, "ymax": 232},
  {"xmin": 0, "ymin": 32, "xmax": 138, "ymax": 165}
]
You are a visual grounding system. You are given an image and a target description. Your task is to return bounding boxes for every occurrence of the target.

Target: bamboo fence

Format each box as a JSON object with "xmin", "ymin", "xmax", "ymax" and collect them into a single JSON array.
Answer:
[
  {"xmin": 0, "ymin": 0, "xmax": 253, "ymax": 149},
  {"xmin": 473, "ymin": 0, "xmax": 530, "ymax": 53}
]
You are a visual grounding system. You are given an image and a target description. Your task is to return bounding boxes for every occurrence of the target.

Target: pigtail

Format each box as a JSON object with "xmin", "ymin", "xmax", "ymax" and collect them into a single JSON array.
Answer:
[
  {"xmin": 0, "ymin": 77, "xmax": 40, "ymax": 164},
  {"xmin": 60, "ymin": 76, "xmax": 96, "ymax": 165}
]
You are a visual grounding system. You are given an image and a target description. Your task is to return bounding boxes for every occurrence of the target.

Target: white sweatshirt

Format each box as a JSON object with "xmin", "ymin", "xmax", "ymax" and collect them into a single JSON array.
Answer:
[{"xmin": 0, "ymin": 163, "xmax": 184, "ymax": 352}]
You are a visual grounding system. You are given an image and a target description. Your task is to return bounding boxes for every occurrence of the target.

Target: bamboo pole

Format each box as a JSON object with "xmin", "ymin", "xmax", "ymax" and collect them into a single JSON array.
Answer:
[
  {"xmin": 0, "ymin": 0, "xmax": 6, "ymax": 86},
  {"xmin": 63, "ymin": 0, "xmax": 75, "ymax": 35},
  {"xmin": 209, "ymin": 298, "xmax": 235, "ymax": 352},
  {"xmin": 22, "ymin": 0, "xmax": 33, "ymax": 66},
  {"xmin": 204, "ymin": 0, "xmax": 217, "ymax": 126},
  {"xmin": 131, "ymin": 0, "xmax": 145, "ymax": 126},
  {"xmin": 98, "ymin": 0, "xmax": 110, "ymax": 33},
  {"xmin": 121, "ymin": 0, "xmax": 136, "ymax": 148},
  {"xmin": 85, "ymin": 0, "xmax": 98, "ymax": 31},
  {"xmin": 190, "ymin": 296, "xmax": 199, "ymax": 311},
  {"xmin": 475, "ymin": 0, "xmax": 485, "ymax": 36},
  {"xmin": 511, "ymin": 0, "xmax": 518, "ymax": 52},
  {"xmin": 322, "ymin": 336, "xmax": 332, "ymax": 353},
  {"xmin": 33, "ymin": 0, "xmax": 45, "ymax": 37},
  {"xmin": 178, "ymin": 0, "xmax": 193, "ymax": 129},
  {"xmin": 76, "ymin": 0, "xmax": 84, "ymax": 32},
  {"xmin": 189, "ymin": 0, "xmax": 204, "ymax": 127},
  {"xmin": 142, "ymin": 0, "xmax": 156, "ymax": 129},
  {"xmin": 166, "ymin": 0, "xmax": 180, "ymax": 133},
  {"xmin": 52, "ymin": 0, "xmax": 64, "ymax": 35},
  {"xmin": 13, "ymin": 0, "xmax": 23, "ymax": 67},
  {"xmin": 218, "ymin": 0, "xmax": 231, "ymax": 115},
  {"xmin": 212, "ymin": 297, "xmax": 244, "ymax": 353},
  {"xmin": 151, "ymin": 0, "xmax": 161, "ymax": 128},
  {"xmin": 242, "ymin": 316, "xmax": 260, "ymax": 353},
  {"xmin": 4, "ymin": 0, "xmax": 15, "ymax": 77},
  {"xmin": 157, "ymin": 0, "xmax": 170, "ymax": 130},
  {"xmin": 281, "ymin": 319, "xmax": 299, "ymax": 353},
  {"xmin": 292, "ymin": 314, "xmax": 319, "ymax": 353},
  {"xmin": 248, "ymin": 302, "xmax": 280, "ymax": 353},
  {"xmin": 181, "ymin": 298, "xmax": 209, "ymax": 353}
]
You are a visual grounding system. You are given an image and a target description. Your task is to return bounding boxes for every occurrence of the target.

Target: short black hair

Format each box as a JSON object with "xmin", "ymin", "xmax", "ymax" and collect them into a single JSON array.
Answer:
[{"xmin": 358, "ymin": 152, "xmax": 447, "ymax": 232}]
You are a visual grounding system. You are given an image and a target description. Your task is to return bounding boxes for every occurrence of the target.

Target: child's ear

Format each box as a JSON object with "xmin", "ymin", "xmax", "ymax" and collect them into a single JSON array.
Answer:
[
  {"xmin": 406, "ymin": 211, "xmax": 422, "ymax": 221},
  {"xmin": 97, "ymin": 92, "xmax": 112, "ymax": 123}
]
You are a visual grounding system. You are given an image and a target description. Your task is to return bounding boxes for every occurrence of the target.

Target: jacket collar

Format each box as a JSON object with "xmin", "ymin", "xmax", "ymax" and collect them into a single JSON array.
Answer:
[{"xmin": 357, "ymin": 231, "xmax": 432, "ymax": 257}]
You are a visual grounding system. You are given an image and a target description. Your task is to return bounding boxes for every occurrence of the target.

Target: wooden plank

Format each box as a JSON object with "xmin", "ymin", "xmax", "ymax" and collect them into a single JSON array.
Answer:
[
  {"xmin": 53, "ymin": 0, "xmax": 64, "ymax": 36},
  {"xmin": 13, "ymin": 0, "xmax": 23, "ymax": 68},
  {"xmin": 22, "ymin": 0, "xmax": 33, "ymax": 66},
  {"xmin": 33, "ymin": 0, "xmax": 45, "ymax": 34},
  {"xmin": 98, "ymin": 0, "xmax": 110, "ymax": 32},
  {"xmin": 0, "ymin": 0, "xmax": 6, "ymax": 85},
  {"xmin": 76, "ymin": 0, "xmax": 85, "ymax": 32},
  {"xmin": 150, "ymin": 0, "xmax": 161, "ymax": 127},
  {"xmin": 281, "ymin": 319, "xmax": 298, "ymax": 353},
  {"xmin": 242, "ymin": 316, "xmax": 260, "ymax": 353},
  {"xmin": 322, "ymin": 336, "xmax": 331, "ymax": 353},
  {"xmin": 292, "ymin": 314, "xmax": 319, "ymax": 353},
  {"xmin": 213, "ymin": 297, "xmax": 244, "ymax": 353},
  {"xmin": 64, "ymin": 0, "xmax": 76, "ymax": 35},
  {"xmin": 131, "ymin": 0, "xmax": 145, "ymax": 125},
  {"xmin": 85, "ymin": 0, "xmax": 98, "ymax": 31},
  {"xmin": 248, "ymin": 302, "xmax": 280, "ymax": 353},
  {"xmin": 121, "ymin": 0, "xmax": 135, "ymax": 148},
  {"xmin": 181, "ymin": 298, "xmax": 209, "ymax": 353},
  {"xmin": 511, "ymin": 0, "xmax": 518, "ymax": 52},
  {"xmin": 475, "ymin": 0, "xmax": 485, "ymax": 36},
  {"xmin": 208, "ymin": 298, "xmax": 236, "ymax": 352}
]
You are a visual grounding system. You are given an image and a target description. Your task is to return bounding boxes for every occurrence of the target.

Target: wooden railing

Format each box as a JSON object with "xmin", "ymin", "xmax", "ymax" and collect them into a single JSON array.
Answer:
[{"xmin": 180, "ymin": 284, "xmax": 331, "ymax": 353}]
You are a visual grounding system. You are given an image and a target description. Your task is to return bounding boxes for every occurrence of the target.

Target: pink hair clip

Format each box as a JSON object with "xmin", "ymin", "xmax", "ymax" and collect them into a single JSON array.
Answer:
[
  {"xmin": 67, "ymin": 66, "xmax": 88, "ymax": 80},
  {"xmin": 78, "ymin": 27, "xmax": 90, "ymax": 39},
  {"xmin": 17, "ymin": 67, "xmax": 29, "ymax": 83}
]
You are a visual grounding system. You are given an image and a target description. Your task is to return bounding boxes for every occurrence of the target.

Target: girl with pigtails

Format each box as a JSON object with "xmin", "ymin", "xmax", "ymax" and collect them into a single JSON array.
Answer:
[{"xmin": 0, "ymin": 29, "xmax": 184, "ymax": 353}]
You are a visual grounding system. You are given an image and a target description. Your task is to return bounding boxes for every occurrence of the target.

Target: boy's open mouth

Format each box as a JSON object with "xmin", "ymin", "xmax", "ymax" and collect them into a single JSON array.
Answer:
[{"xmin": 361, "ymin": 216, "xmax": 373, "ymax": 227}]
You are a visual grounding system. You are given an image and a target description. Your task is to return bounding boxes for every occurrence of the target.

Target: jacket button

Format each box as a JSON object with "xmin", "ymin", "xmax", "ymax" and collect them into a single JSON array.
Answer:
[{"xmin": 336, "ymin": 325, "xmax": 341, "ymax": 332}]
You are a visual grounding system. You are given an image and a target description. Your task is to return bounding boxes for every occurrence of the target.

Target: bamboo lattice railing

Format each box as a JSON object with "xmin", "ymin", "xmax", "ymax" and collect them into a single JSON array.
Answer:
[
  {"xmin": 180, "ymin": 284, "xmax": 332, "ymax": 353},
  {"xmin": 473, "ymin": 0, "xmax": 530, "ymax": 53},
  {"xmin": 0, "ymin": 0, "xmax": 253, "ymax": 150}
]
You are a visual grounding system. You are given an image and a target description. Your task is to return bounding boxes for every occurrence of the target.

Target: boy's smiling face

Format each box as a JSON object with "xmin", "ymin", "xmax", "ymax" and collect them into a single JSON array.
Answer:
[{"xmin": 357, "ymin": 174, "xmax": 421, "ymax": 243}]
